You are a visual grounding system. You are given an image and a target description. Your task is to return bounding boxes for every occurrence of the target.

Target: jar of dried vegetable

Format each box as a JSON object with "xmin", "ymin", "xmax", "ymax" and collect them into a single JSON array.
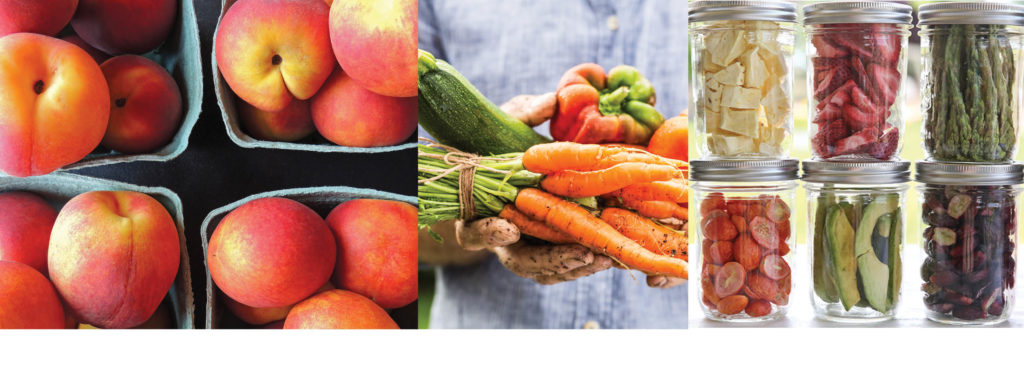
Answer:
[{"xmin": 689, "ymin": 1, "xmax": 795, "ymax": 159}]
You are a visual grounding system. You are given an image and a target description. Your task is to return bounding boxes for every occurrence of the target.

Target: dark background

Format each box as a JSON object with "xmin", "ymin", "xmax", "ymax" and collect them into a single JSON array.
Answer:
[{"xmin": 73, "ymin": 0, "xmax": 416, "ymax": 328}]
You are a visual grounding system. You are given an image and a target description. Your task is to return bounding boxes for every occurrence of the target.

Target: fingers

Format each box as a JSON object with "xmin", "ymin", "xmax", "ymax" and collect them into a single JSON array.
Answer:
[
  {"xmin": 534, "ymin": 255, "xmax": 614, "ymax": 285},
  {"xmin": 499, "ymin": 93, "xmax": 557, "ymax": 127},
  {"xmin": 494, "ymin": 243, "xmax": 595, "ymax": 278},
  {"xmin": 455, "ymin": 217, "xmax": 520, "ymax": 251},
  {"xmin": 646, "ymin": 275, "xmax": 687, "ymax": 289}
]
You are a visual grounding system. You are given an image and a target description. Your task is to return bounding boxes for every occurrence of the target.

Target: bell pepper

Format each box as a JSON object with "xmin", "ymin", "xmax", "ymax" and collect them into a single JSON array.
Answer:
[{"xmin": 550, "ymin": 63, "xmax": 665, "ymax": 144}]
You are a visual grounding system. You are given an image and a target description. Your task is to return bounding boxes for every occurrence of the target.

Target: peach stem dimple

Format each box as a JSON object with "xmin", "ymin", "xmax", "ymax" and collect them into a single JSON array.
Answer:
[
  {"xmin": 33, "ymin": 80, "xmax": 44, "ymax": 94},
  {"xmin": 115, "ymin": 98, "xmax": 127, "ymax": 108},
  {"xmin": 271, "ymin": 55, "xmax": 282, "ymax": 66}
]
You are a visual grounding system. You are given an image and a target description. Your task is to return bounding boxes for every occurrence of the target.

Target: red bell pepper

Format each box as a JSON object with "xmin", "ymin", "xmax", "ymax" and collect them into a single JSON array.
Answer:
[{"xmin": 550, "ymin": 63, "xmax": 665, "ymax": 144}]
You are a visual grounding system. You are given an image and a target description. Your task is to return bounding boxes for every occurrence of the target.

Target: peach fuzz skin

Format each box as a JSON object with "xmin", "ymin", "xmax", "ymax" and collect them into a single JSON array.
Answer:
[
  {"xmin": 329, "ymin": 0, "xmax": 416, "ymax": 97},
  {"xmin": 0, "ymin": 260, "xmax": 66, "ymax": 329},
  {"xmin": 311, "ymin": 70, "xmax": 416, "ymax": 147},
  {"xmin": 237, "ymin": 97, "xmax": 314, "ymax": 142},
  {"xmin": 284, "ymin": 290, "xmax": 398, "ymax": 329},
  {"xmin": 0, "ymin": 192, "xmax": 57, "ymax": 275},
  {"xmin": 0, "ymin": 0, "xmax": 78, "ymax": 38},
  {"xmin": 0, "ymin": 33, "xmax": 110, "ymax": 177},
  {"xmin": 208, "ymin": 197, "xmax": 336, "ymax": 309},
  {"xmin": 328, "ymin": 199, "xmax": 417, "ymax": 309},
  {"xmin": 100, "ymin": 55, "xmax": 183, "ymax": 154},
  {"xmin": 216, "ymin": 0, "xmax": 335, "ymax": 112},
  {"xmin": 223, "ymin": 283, "xmax": 333, "ymax": 325},
  {"xmin": 48, "ymin": 191, "xmax": 180, "ymax": 329},
  {"xmin": 70, "ymin": 0, "xmax": 176, "ymax": 55}
]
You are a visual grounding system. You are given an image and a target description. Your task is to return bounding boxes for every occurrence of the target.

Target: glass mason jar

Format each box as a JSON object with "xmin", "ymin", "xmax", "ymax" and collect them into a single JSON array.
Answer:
[
  {"xmin": 916, "ymin": 162, "xmax": 1023, "ymax": 325},
  {"xmin": 803, "ymin": 2, "xmax": 912, "ymax": 161},
  {"xmin": 918, "ymin": 3, "xmax": 1024, "ymax": 162},
  {"xmin": 691, "ymin": 159, "xmax": 799, "ymax": 322},
  {"xmin": 689, "ymin": 1, "xmax": 796, "ymax": 159},
  {"xmin": 802, "ymin": 161, "xmax": 910, "ymax": 323}
]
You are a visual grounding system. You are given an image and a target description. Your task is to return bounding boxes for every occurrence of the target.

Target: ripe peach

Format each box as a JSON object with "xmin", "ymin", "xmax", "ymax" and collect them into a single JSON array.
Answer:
[
  {"xmin": 0, "ymin": 260, "xmax": 65, "ymax": 329},
  {"xmin": 311, "ymin": 70, "xmax": 416, "ymax": 147},
  {"xmin": 0, "ymin": 192, "xmax": 57, "ymax": 275},
  {"xmin": 0, "ymin": 33, "xmax": 110, "ymax": 177},
  {"xmin": 48, "ymin": 191, "xmax": 180, "ymax": 329},
  {"xmin": 328, "ymin": 0, "xmax": 416, "ymax": 97},
  {"xmin": 70, "ymin": 0, "xmax": 176, "ymax": 55},
  {"xmin": 216, "ymin": 0, "xmax": 334, "ymax": 112},
  {"xmin": 283, "ymin": 290, "xmax": 398, "ymax": 329},
  {"xmin": 0, "ymin": 0, "xmax": 78, "ymax": 37},
  {"xmin": 131, "ymin": 299, "xmax": 175, "ymax": 329},
  {"xmin": 223, "ymin": 282, "xmax": 332, "ymax": 325},
  {"xmin": 208, "ymin": 197, "xmax": 336, "ymax": 308},
  {"xmin": 100, "ymin": 55, "xmax": 182, "ymax": 154},
  {"xmin": 327, "ymin": 199, "xmax": 416, "ymax": 309},
  {"xmin": 237, "ymin": 98, "xmax": 315, "ymax": 142},
  {"xmin": 61, "ymin": 35, "xmax": 110, "ymax": 64}
]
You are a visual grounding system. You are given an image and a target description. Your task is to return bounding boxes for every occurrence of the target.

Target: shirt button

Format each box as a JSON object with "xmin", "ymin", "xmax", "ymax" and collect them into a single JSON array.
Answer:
[
  {"xmin": 583, "ymin": 320, "xmax": 601, "ymax": 329},
  {"xmin": 606, "ymin": 15, "xmax": 619, "ymax": 31}
]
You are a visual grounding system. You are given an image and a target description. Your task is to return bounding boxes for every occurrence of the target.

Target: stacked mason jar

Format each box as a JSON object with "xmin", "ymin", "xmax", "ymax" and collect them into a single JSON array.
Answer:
[{"xmin": 689, "ymin": 1, "xmax": 800, "ymax": 322}]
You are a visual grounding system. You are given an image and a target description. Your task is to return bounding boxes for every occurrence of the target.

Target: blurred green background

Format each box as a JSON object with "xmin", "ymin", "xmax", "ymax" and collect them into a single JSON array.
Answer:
[{"xmin": 419, "ymin": 0, "xmax": 1023, "ymax": 328}]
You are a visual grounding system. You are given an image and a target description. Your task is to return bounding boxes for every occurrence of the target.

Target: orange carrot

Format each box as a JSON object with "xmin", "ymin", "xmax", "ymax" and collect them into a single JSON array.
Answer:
[
  {"xmin": 613, "ymin": 179, "xmax": 689, "ymax": 203},
  {"xmin": 498, "ymin": 205, "xmax": 576, "ymax": 244},
  {"xmin": 523, "ymin": 142, "xmax": 686, "ymax": 174},
  {"xmin": 514, "ymin": 188, "xmax": 688, "ymax": 278},
  {"xmin": 600, "ymin": 208, "xmax": 688, "ymax": 260},
  {"xmin": 540, "ymin": 162, "xmax": 682, "ymax": 198},
  {"xmin": 620, "ymin": 199, "xmax": 689, "ymax": 221}
]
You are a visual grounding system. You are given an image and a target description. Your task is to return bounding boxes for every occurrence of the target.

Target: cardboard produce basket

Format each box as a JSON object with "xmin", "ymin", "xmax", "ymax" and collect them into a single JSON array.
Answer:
[
  {"xmin": 0, "ymin": 173, "xmax": 194, "ymax": 329},
  {"xmin": 211, "ymin": 0, "xmax": 416, "ymax": 154},
  {"xmin": 61, "ymin": 0, "xmax": 203, "ymax": 172},
  {"xmin": 201, "ymin": 186, "xmax": 418, "ymax": 329}
]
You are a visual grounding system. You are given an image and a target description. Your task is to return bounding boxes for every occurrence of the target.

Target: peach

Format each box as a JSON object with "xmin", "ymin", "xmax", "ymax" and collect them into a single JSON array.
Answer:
[
  {"xmin": 263, "ymin": 320, "xmax": 285, "ymax": 329},
  {"xmin": 100, "ymin": 55, "xmax": 183, "ymax": 154},
  {"xmin": 283, "ymin": 289, "xmax": 397, "ymax": 329},
  {"xmin": 208, "ymin": 197, "xmax": 336, "ymax": 308},
  {"xmin": 327, "ymin": 199, "xmax": 416, "ymax": 309},
  {"xmin": 0, "ymin": 33, "xmax": 110, "ymax": 177},
  {"xmin": 48, "ymin": 191, "xmax": 180, "ymax": 329},
  {"xmin": 237, "ymin": 98, "xmax": 315, "ymax": 142},
  {"xmin": 0, "ymin": 192, "xmax": 57, "ymax": 275},
  {"xmin": 0, "ymin": 260, "xmax": 65, "ymax": 329},
  {"xmin": 70, "ymin": 0, "xmax": 176, "ymax": 55},
  {"xmin": 311, "ymin": 70, "xmax": 416, "ymax": 147},
  {"xmin": 61, "ymin": 35, "xmax": 110, "ymax": 64},
  {"xmin": 328, "ymin": 0, "xmax": 416, "ymax": 97},
  {"xmin": 223, "ymin": 282, "xmax": 332, "ymax": 325},
  {"xmin": 131, "ymin": 298, "xmax": 175, "ymax": 329},
  {"xmin": 0, "ymin": 0, "xmax": 78, "ymax": 37},
  {"xmin": 216, "ymin": 0, "xmax": 334, "ymax": 112}
]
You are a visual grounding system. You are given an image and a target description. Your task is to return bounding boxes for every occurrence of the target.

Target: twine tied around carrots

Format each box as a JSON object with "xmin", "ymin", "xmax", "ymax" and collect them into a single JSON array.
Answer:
[{"xmin": 417, "ymin": 138, "xmax": 523, "ymax": 220}]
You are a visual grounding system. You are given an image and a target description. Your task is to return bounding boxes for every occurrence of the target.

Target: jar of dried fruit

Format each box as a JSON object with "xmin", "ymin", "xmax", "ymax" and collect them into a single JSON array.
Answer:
[
  {"xmin": 916, "ymin": 162, "xmax": 1023, "ymax": 325},
  {"xmin": 691, "ymin": 159, "xmax": 798, "ymax": 322},
  {"xmin": 803, "ymin": 161, "xmax": 910, "ymax": 323},
  {"xmin": 688, "ymin": 1, "xmax": 796, "ymax": 159},
  {"xmin": 803, "ymin": 2, "xmax": 911, "ymax": 161},
  {"xmin": 919, "ymin": 3, "xmax": 1024, "ymax": 163}
]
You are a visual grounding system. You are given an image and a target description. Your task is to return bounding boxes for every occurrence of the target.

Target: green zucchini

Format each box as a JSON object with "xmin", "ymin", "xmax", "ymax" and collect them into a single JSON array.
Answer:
[{"xmin": 418, "ymin": 50, "xmax": 550, "ymax": 155}]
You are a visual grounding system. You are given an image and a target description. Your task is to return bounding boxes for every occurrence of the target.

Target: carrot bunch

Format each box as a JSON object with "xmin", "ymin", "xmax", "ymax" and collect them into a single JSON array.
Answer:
[{"xmin": 418, "ymin": 141, "xmax": 690, "ymax": 279}]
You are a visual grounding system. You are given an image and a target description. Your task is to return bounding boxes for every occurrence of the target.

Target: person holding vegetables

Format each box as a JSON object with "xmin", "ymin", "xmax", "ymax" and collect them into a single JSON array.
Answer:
[{"xmin": 419, "ymin": 0, "xmax": 688, "ymax": 329}]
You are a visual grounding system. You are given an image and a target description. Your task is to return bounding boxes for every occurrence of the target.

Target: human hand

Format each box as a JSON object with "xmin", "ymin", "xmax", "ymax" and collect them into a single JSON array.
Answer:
[
  {"xmin": 499, "ymin": 92, "xmax": 556, "ymax": 127},
  {"xmin": 646, "ymin": 275, "xmax": 687, "ymax": 289},
  {"xmin": 456, "ymin": 217, "xmax": 613, "ymax": 285}
]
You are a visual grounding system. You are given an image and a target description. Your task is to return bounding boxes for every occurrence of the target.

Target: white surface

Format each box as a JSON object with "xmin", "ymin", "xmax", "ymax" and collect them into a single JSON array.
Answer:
[{"xmin": 690, "ymin": 244, "xmax": 1024, "ymax": 328}]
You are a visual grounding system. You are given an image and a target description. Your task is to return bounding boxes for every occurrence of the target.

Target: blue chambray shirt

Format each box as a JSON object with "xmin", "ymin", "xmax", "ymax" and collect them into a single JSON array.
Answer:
[{"xmin": 420, "ymin": 0, "xmax": 689, "ymax": 329}]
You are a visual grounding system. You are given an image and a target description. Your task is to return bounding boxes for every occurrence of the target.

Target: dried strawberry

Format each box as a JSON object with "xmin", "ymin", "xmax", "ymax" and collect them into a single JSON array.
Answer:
[
  {"xmin": 814, "ymin": 65, "xmax": 853, "ymax": 101},
  {"xmin": 834, "ymin": 127, "xmax": 880, "ymax": 156},
  {"xmin": 819, "ymin": 120, "xmax": 849, "ymax": 145},
  {"xmin": 849, "ymin": 84, "xmax": 874, "ymax": 111},
  {"xmin": 871, "ymin": 24, "xmax": 902, "ymax": 63},
  {"xmin": 749, "ymin": 216, "xmax": 780, "ymax": 250},
  {"xmin": 843, "ymin": 104, "xmax": 885, "ymax": 132},
  {"xmin": 869, "ymin": 127, "xmax": 900, "ymax": 160},
  {"xmin": 829, "ymin": 33, "xmax": 872, "ymax": 60},
  {"xmin": 868, "ymin": 63, "xmax": 900, "ymax": 106},
  {"xmin": 811, "ymin": 133, "xmax": 832, "ymax": 158},
  {"xmin": 814, "ymin": 103, "xmax": 844, "ymax": 123},
  {"xmin": 812, "ymin": 35, "xmax": 849, "ymax": 58}
]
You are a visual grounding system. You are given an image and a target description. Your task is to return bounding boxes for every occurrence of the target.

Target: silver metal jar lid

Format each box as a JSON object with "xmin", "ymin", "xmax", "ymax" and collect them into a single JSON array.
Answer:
[
  {"xmin": 689, "ymin": 1, "xmax": 797, "ymax": 23},
  {"xmin": 691, "ymin": 159, "xmax": 799, "ymax": 182},
  {"xmin": 802, "ymin": 160, "xmax": 910, "ymax": 184},
  {"xmin": 803, "ymin": 1, "xmax": 912, "ymax": 25},
  {"xmin": 915, "ymin": 162, "xmax": 1024, "ymax": 186},
  {"xmin": 918, "ymin": 2, "xmax": 1024, "ymax": 26}
]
